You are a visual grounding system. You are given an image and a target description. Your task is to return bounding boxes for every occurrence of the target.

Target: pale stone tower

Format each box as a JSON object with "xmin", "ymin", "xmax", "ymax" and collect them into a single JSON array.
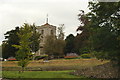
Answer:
[{"xmin": 36, "ymin": 15, "xmax": 56, "ymax": 55}]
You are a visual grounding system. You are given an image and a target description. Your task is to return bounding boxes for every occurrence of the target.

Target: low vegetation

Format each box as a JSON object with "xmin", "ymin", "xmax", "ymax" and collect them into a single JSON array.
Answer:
[
  {"xmin": 2, "ymin": 71, "xmax": 81, "ymax": 78},
  {"xmin": 2, "ymin": 59, "xmax": 109, "ymax": 71}
]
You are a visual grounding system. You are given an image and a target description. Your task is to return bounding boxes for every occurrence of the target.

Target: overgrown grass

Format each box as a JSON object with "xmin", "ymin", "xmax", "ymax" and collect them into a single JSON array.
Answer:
[
  {"xmin": 2, "ymin": 71, "xmax": 82, "ymax": 78},
  {"xmin": 2, "ymin": 59, "xmax": 109, "ymax": 71}
]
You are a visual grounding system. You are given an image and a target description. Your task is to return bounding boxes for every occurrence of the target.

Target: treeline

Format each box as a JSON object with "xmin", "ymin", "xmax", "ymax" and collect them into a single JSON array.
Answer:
[
  {"xmin": 66, "ymin": 1, "xmax": 120, "ymax": 63},
  {"xmin": 2, "ymin": 23, "xmax": 40, "ymax": 59}
]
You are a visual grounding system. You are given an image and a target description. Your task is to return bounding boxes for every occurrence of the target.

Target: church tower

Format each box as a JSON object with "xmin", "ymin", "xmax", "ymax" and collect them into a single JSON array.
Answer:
[{"xmin": 36, "ymin": 15, "xmax": 56, "ymax": 55}]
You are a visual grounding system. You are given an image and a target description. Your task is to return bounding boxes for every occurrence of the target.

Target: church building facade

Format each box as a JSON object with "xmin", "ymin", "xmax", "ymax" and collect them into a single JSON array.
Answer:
[{"xmin": 36, "ymin": 17, "xmax": 56, "ymax": 55}]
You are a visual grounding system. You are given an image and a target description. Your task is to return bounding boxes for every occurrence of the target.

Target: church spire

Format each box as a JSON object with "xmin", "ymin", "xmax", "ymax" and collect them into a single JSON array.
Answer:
[{"xmin": 46, "ymin": 14, "xmax": 48, "ymax": 24}]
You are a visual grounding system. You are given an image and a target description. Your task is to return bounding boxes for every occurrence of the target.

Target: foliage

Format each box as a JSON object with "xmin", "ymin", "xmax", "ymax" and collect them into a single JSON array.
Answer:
[
  {"xmin": 43, "ymin": 26, "xmax": 65, "ymax": 58},
  {"xmin": 88, "ymin": 1, "xmax": 120, "ymax": 61},
  {"xmin": 74, "ymin": 10, "xmax": 91, "ymax": 55},
  {"xmin": 64, "ymin": 34, "xmax": 75, "ymax": 54},
  {"xmin": 2, "ymin": 24, "xmax": 40, "ymax": 59},
  {"xmin": 34, "ymin": 55, "xmax": 48, "ymax": 60},
  {"xmin": 29, "ymin": 23, "xmax": 40, "ymax": 53},
  {"xmin": 13, "ymin": 23, "xmax": 32, "ymax": 72},
  {"xmin": 53, "ymin": 39, "xmax": 66, "ymax": 58},
  {"xmin": 18, "ymin": 59, "xmax": 29, "ymax": 72},
  {"xmin": 2, "ymin": 27, "xmax": 20, "ymax": 59},
  {"xmin": 43, "ymin": 35, "xmax": 56, "ymax": 57},
  {"xmin": 80, "ymin": 53, "xmax": 92, "ymax": 59},
  {"xmin": 79, "ymin": 47, "xmax": 91, "ymax": 54}
]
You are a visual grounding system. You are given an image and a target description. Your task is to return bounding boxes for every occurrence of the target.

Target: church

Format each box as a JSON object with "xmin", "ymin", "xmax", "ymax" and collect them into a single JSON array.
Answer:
[{"xmin": 36, "ymin": 16, "xmax": 56, "ymax": 55}]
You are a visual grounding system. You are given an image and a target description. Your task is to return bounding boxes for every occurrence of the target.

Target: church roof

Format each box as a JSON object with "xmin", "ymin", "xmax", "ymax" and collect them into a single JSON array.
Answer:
[
  {"xmin": 37, "ymin": 14, "xmax": 56, "ymax": 28},
  {"xmin": 37, "ymin": 23, "xmax": 56, "ymax": 29}
]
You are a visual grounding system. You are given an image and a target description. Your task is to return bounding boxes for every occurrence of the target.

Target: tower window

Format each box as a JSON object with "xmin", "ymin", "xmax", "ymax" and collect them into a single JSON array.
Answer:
[
  {"xmin": 51, "ymin": 30, "xmax": 53, "ymax": 35},
  {"xmin": 41, "ymin": 30, "xmax": 44, "ymax": 34}
]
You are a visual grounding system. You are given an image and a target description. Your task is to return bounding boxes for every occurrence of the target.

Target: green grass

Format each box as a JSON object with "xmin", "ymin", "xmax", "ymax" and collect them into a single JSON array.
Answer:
[{"xmin": 2, "ymin": 71, "xmax": 83, "ymax": 78}]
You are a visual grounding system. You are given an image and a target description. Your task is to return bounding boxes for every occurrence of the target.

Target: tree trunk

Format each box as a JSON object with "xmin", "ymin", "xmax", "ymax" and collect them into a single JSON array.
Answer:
[{"xmin": 22, "ymin": 67, "xmax": 24, "ymax": 73}]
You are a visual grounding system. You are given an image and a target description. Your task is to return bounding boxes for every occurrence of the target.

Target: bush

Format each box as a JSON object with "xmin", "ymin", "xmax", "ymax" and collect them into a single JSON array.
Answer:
[
  {"xmin": 79, "ymin": 47, "xmax": 90, "ymax": 54},
  {"xmin": 35, "ymin": 55, "xmax": 48, "ymax": 60},
  {"xmin": 64, "ymin": 56, "xmax": 78, "ymax": 59},
  {"xmin": 80, "ymin": 53, "xmax": 92, "ymax": 58}
]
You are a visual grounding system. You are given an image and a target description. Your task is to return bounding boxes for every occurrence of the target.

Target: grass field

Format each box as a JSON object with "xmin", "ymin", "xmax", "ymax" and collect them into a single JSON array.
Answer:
[
  {"xmin": 2, "ymin": 59, "xmax": 109, "ymax": 71},
  {"xmin": 2, "ymin": 71, "xmax": 81, "ymax": 78},
  {"xmin": 2, "ymin": 58, "xmax": 109, "ymax": 78}
]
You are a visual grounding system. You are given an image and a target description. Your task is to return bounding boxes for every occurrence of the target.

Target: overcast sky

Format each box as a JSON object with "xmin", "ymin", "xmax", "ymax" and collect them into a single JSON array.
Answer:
[{"xmin": 0, "ymin": 0, "xmax": 89, "ymax": 45}]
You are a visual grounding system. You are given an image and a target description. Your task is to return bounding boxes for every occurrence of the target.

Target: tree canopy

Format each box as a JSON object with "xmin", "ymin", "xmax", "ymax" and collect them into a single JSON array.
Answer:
[{"xmin": 87, "ymin": 1, "xmax": 120, "ymax": 61}]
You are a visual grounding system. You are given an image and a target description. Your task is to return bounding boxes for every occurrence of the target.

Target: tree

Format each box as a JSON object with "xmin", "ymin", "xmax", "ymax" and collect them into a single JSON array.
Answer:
[
  {"xmin": 88, "ymin": 1, "xmax": 120, "ymax": 60},
  {"xmin": 43, "ymin": 35, "xmax": 65, "ymax": 59},
  {"xmin": 74, "ymin": 10, "xmax": 91, "ymax": 55},
  {"xmin": 57, "ymin": 24, "xmax": 65, "ymax": 40},
  {"xmin": 2, "ymin": 27, "xmax": 20, "ymax": 59},
  {"xmin": 29, "ymin": 23, "xmax": 40, "ymax": 53},
  {"xmin": 87, "ymin": 1, "xmax": 120, "ymax": 77},
  {"xmin": 43, "ymin": 25, "xmax": 66, "ymax": 58},
  {"xmin": 13, "ymin": 23, "xmax": 32, "ymax": 72},
  {"xmin": 54, "ymin": 38, "xmax": 65, "ymax": 58},
  {"xmin": 43, "ymin": 35, "xmax": 56, "ymax": 58},
  {"xmin": 2, "ymin": 23, "xmax": 40, "ymax": 59},
  {"xmin": 64, "ymin": 34, "xmax": 75, "ymax": 54}
]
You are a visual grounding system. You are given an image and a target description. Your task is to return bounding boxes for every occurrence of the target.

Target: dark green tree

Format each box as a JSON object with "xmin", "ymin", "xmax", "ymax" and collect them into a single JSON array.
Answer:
[
  {"xmin": 74, "ymin": 10, "xmax": 91, "ymax": 55},
  {"xmin": 64, "ymin": 34, "xmax": 75, "ymax": 54},
  {"xmin": 2, "ymin": 27, "xmax": 20, "ymax": 58},
  {"xmin": 88, "ymin": 1, "xmax": 120, "ymax": 60},
  {"xmin": 87, "ymin": 1, "xmax": 120, "ymax": 77}
]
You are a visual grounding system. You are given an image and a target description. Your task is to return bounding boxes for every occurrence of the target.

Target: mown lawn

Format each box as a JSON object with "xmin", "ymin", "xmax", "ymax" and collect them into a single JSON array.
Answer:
[{"xmin": 2, "ymin": 71, "xmax": 82, "ymax": 78}]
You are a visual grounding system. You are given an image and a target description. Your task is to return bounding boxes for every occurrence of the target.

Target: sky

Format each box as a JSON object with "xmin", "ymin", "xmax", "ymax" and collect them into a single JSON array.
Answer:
[{"xmin": 0, "ymin": 0, "xmax": 89, "ymax": 45}]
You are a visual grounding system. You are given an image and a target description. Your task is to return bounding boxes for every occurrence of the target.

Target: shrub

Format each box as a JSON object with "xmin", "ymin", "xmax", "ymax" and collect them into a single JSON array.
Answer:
[
  {"xmin": 35, "ymin": 55, "xmax": 48, "ymax": 60},
  {"xmin": 80, "ymin": 53, "xmax": 92, "ymax": 58}
]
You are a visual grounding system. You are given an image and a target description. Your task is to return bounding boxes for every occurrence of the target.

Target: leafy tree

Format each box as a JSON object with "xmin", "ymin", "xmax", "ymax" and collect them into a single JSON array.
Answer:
[
  {"xmin": 29, "ymin": 23, "xmax": 40, "ymax": 53},
  {"xmin": 88, "ymin": 1, "xmax": 120, "ymax": 60},
  {"xmin": 87, "ymin": 1, "xmax": 120, "ymax": 77},
  {"xmin": 43, "ymin": 35, "xmax": 56, "ymax": 57},
  {"xmin": 2, "ymin": 24, "xmax": 40, "ymax": 59},
  {"xmin": 64, "ymin": 34, "xmax": 75, "ymax": 54},
  {"xmin": 0, "ymin": 45, "xmax": 2, "ymax": 57},
  {"xmin": 43, "ymin": 25, "xmax": 66, "ymax": 58},
  {"xmin": 13, "ymin": 23, "xmax": 32, "ymax": 72},
  {"xmin": 74, "ymin": 10, "xmax": 91, "ymax": 55},
  {"xmin": 2, "ymin": 27, "xmax": 20, "ymax": 58},
  {"xmin": 54, "ymin": 38, "xmax": 65, "ymax": 58}
]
